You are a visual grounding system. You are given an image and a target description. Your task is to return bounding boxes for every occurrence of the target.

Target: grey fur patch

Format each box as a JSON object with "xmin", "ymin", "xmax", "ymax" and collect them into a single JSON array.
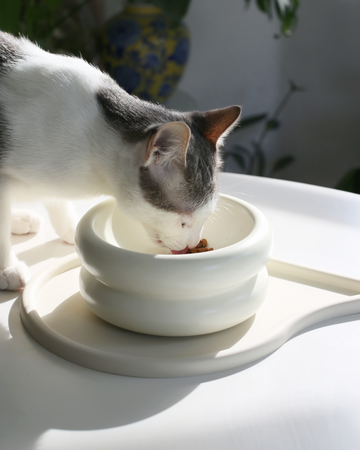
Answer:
[
  {"xmin": 97, "ymin": 80, "xmax": 219, "ymax": 213},
  {"xmin": 0, "ymin": 31, "xmax": 23, "ymax": 75},
  {"xmin": 96, "ymin": 81, "xmax": 183, "ymax": 143},
  {"xmin": 139, "ymin": 167, "xmax": 176, "ymax": 212}
]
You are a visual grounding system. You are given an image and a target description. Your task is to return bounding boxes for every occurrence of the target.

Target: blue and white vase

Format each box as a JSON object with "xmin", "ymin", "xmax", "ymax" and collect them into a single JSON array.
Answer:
[{"xmin": 101, "ymin": 4, "xmax": 190, "ymax": 103}]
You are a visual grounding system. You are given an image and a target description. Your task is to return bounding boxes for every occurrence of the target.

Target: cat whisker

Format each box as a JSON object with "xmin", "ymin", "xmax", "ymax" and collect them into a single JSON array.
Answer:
[
  {"xmin": 207, "ymin": 215, "xmax": 216, "ymax": 225},
  {"xmin": 216, "ymin": 201, "xmax": 235, "ymax": 216},
  {"xmin": 213, "ymin": 207, "xmax": 221, "ymax": 218},
  {"xmin": 229, "ymin": 191, "xmax": 255, "ymax": 200},
  {"xmin": 219, "ymin": 181, "xmax": 255, "ymax": 200},
  {"xmin": 219, "ymin": 181, "xmax": 248, "ymax": 193}
]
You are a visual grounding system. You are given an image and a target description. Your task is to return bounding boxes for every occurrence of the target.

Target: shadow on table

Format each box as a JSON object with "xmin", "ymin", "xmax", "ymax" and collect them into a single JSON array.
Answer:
[
  {"xmin": 17, "ymin": 238, "xmax": 76, "ymax": 267},
  {"xmin": 2, "ymin": 298, "xmax": 195, "ymax": 448},
  {"xmin": 4, "ymin": 295, "xmax": 246, "ymax": 450},
  {"xmin": 40, "ymin": 291, "xmax": 254, "ymax": 368}
]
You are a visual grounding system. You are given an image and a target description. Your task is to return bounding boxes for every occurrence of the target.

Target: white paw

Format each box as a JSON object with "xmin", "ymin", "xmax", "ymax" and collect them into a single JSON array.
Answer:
[
  {"xmin": 45, "ymin": 200, "xmax": 77, "ymax": 245},
  {"xmin": 60, "ymin": 226, "xmax": 76, "ymax": 245},
  {"xmin": 0, "ymin": 261, "xmax": 30, "ymax": 290},
  {"xmin": 11, "ymin": 209, "xmax": 43, "ymax": 235}
]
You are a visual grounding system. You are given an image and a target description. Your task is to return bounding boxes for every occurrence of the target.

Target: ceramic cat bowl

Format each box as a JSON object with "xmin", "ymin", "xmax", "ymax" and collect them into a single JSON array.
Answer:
[{"xmin": 75, "ymin": 194, "xmax": 273, "ymax": 336}]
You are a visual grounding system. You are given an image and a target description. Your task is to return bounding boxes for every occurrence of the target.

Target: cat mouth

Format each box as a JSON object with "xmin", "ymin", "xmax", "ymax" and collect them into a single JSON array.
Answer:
[
  {"xmin": 154, "ymin": 236, "xmax": 188, "ymax": 254},
  {"xmin": 170, "ymin": 247, "xmax": 189, "ymax": 255}
]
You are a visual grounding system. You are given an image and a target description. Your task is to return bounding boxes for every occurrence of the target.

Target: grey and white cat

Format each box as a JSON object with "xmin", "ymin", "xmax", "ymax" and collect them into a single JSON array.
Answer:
[{"xmin": 0, "ymin": 31, "xmax": 241, "ymax": 290}]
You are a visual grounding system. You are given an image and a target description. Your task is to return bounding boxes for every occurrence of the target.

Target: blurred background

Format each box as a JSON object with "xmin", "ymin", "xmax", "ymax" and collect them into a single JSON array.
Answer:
[{"xmin": 1, "ymin": 0, "xmax": 359, "ymax": 192}]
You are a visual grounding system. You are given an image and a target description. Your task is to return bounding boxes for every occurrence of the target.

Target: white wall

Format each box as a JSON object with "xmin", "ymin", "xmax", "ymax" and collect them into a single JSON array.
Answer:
[
  {"xmin": 276, "ymin": 0, "xmax": 360, "ymax": 187},
  {"xmin": 177, "ymin": 0, "xmax": 360, "ymax": 188},
  {"xmin": 179, "ymin": 0, "xmax": 281, "ymax": 114}
]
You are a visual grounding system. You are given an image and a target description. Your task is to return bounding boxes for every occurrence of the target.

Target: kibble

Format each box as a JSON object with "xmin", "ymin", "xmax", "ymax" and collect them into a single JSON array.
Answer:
[{"xmin": 187, "ymin": 238, "xmax": 213, "ymax": 254}]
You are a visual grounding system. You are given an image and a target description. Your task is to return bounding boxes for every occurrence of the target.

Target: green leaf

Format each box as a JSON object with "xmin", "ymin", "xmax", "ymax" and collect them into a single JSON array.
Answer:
[
  {"xmin": 230, "ymin": 153, "xmax": 248, "ymax": 170},
  {"xmin": 266, "ymin": 118, "xmax": 281, "ymax": 130},
  {"xmin": 270, "ymin": 155, "xmax": 295, "ymax": 175},
  {"xmin": 230, "ymin": 145, "xmax": 253, "ymax": 159},
  {"xmin": 275, "ymin": 0, "xmax": 291, "ymax": 14},
  {"xmin": 256, "ymin": 0, "xmax": 272, "ymax": 16},
  {"xmin": 224, "ymin": 145, "xmax": 253, "ymax": 169},
  {"xmin": 41, "ymin": 0, "xmax": 93, "ymax": 40},
  {"xmin": 241, "ymin": 113, "xmax": 268, "ymax": 128},
  {"xmin": 275, "ymin": 0, "xmax": 299, "ymax": 36},
  {"xmin": 246, "ymin": 0, "xmax": 299, "ymax": 37},
  {"xmin": 335, "ymin": 167, "xmax": 360, "ymax": 194},
  {"xmin": 233, "ymin": 113, "xmax": 268, "ymax": 132},
  {"xmin": 0, "ymin": 0, "xmax": 22, "ymax": 34},
  {"xmin": 224, "ymin": 151, "xmax": 248, "ymax": 169}
]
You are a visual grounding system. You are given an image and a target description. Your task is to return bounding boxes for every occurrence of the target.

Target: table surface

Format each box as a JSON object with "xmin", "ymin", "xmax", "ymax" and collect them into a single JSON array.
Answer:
[{"xmin": 1, "ymin": 173, "xmax": 360, "ymax": 450}]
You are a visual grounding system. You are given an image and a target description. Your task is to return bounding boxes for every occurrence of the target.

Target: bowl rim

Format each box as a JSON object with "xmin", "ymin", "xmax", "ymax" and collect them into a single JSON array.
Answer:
[{"xmin": 75, "ymin": 193, "xmax": 271, "ymax": 261}]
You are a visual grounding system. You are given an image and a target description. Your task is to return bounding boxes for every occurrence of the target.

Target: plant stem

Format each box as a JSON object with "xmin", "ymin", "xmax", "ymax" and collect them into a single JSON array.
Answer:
[
  {"xmin": 256, "ymin": 80, "xmax": 302, "ymax": 148},
  {"xmin": 271, "ymin": 86, "xmax": 296, "ymax": 124},
  {"xmin": 42, "ymin": 0, "xmax": 94, "ymax": 39}
]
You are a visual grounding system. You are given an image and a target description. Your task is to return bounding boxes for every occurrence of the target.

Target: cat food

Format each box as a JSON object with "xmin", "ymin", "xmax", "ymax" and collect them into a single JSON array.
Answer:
[{"xmin": 187, "ymin": 238, "xmax": 213, "ymax": 254}]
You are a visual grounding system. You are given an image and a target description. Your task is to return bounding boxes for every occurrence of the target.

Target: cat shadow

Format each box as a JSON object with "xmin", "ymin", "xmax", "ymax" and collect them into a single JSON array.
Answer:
[
  {"xmin": 11, "ymin": 232, "xmax": 37, "ymax": 244},
  {"xmin": 4, "ymin": 296, "xmax": 197, "ymax": 445},
  {"xmin": 16, "ymin": 238, "xmax": 76, "ymax": 266},
  {"xmin": 0, "ymin": 289, "xmax": 19, "ymax": 305},
  {"xmin": 4, "ymin": 290, "xmax": 254, "ymax": 449}
]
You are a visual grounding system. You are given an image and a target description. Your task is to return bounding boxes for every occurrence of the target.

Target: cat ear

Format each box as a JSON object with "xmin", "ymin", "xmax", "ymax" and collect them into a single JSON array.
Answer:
[
  {"xmin": 144, "ymin": 122, "xmax": 191, "ymax": 168},
  {"xmin": 196, "ymin": 106, "xmax": 242, "ymax": 149}
]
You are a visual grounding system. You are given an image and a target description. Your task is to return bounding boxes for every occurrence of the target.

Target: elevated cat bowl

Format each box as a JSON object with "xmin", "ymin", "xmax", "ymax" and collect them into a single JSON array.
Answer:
[{"xmin": 75, "ymin": 194, "xmax": 273, "ymax": 336}]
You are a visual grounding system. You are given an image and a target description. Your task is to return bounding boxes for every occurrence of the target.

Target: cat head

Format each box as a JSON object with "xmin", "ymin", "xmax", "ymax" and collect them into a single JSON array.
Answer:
[{"xmin": 136, "ymin": 106, "xmax": 241, "ymax": 253}]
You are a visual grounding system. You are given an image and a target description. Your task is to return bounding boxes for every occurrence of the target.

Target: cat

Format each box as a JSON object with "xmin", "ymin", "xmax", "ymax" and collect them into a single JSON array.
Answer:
[{"xmin": 0, "ymin": 31, "xmax": 241, "ymax": 290}]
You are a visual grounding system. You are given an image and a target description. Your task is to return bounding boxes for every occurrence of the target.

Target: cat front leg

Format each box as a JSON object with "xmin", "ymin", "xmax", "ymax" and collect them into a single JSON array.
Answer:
[
  {"xmin": 0, "ymin": 187, "xmax": 30, "ymax": 290},
  {"xmin": 45, "ymin": 199, "xmax": 78, "ymax": 244}
]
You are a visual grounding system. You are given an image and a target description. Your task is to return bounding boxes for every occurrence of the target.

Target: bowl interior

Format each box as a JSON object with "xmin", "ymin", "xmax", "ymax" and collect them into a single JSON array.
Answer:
[{"xmin": 96, "ymin": 195, "xmax": 255, "ymax": 255}]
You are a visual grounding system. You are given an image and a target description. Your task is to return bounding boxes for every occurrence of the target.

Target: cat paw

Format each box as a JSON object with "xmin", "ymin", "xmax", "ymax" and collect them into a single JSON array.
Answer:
[
  {"xmin": 11, "ymin": 209, "xmax": 43, "ymax": 235},
  {"xmin": 59, "ymin": 226, "xmax": 76, "ymax": 245},
  {"xmin": 45, "ymin": 201, "xmax": 77, "ymax": 245},
  {"xmin": 0, "ymin": 261, "xmax": 30, "ymax": 290}
]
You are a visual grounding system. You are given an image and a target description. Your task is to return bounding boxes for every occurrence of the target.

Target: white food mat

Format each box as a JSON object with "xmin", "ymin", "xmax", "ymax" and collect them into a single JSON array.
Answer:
[{"xmin": 20, "ymin": 254, "xmax": 360, "ymax": 378}]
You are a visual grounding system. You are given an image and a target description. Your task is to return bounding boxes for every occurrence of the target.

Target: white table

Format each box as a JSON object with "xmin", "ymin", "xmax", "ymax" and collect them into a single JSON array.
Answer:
[{"xmin": 1, "ymin": 173, "xmax": 360, "ymax": 450}]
